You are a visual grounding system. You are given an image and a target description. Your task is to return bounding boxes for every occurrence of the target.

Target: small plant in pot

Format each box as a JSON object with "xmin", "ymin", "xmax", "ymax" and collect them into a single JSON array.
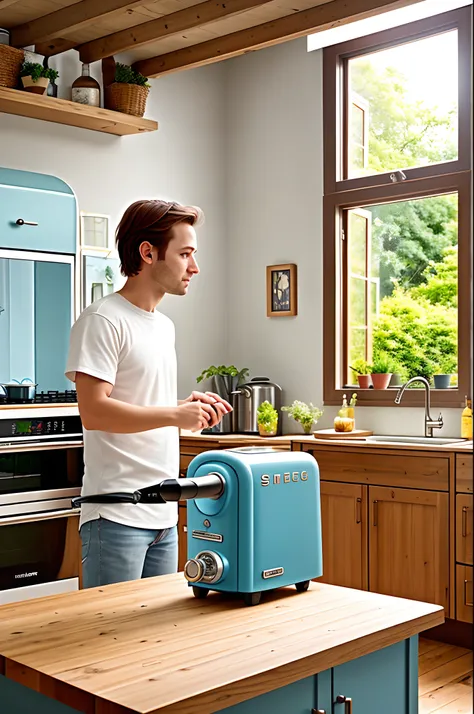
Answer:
[
  {"xmin": 105, "ymin": 62, "xmax": 150, "ymax": 117},
  {"xmin": 350, "ymin": 359, "xmax": 372, "ymax": 389},
  {"xmin": 257, "ymin": 401, "xmax": 279, "ymax": 437},
  {"xmin": 370, "ymin": 354, "xmax": 397, "ymax": 390},
  {"xmin": 282, "ymin": 400, "xmax": 323, "ymax": 435},
  {"xmin": 20, "ymin": 61, "xmax": 58, "ymax": 95},
  {"xmin": 196, "ymin": 365, "xmax": 249, "ymax": 401}
]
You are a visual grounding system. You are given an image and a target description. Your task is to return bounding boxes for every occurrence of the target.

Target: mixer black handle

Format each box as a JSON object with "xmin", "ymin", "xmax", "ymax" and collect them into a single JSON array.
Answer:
[{"xmin": 72, "ymin": 473, "xmax": 224, "ymax": 508}]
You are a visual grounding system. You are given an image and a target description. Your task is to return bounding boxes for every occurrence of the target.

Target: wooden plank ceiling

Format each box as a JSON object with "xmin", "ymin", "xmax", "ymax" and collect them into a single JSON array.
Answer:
[{"xmin": 0, "ymin": 0, "xmax": 423, "ymax": 77}]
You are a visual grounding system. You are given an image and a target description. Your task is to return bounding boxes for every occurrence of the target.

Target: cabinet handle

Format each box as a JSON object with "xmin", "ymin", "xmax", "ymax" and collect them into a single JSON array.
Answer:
[
  {"xmin": 312, "ymin": 710, "xmax": 326, "ymax": 713},
  {"xmin": 373, "ymin": 500, "xmax": 378, "ymax": 527},
  {"xmin": 183, "ymin": 526, "xmax": 187, "ymax": 533},
  {"xmin": 335, "ymin": 695, "xmax": 353, "ymax": 713},
  {"xmin": 15, "ymin": 218, "xmax": 39, "ymax": 226},
  {"xmin": 464, "ymin": 579, "xmax": 473, "ymax": 607},
  {"xmin": 462, "ymin": 506, "xmax": 468, "ymax": 537},
  {"xmin": 355, "ymin": 497, "xmax": 362, "ymax": 524}
]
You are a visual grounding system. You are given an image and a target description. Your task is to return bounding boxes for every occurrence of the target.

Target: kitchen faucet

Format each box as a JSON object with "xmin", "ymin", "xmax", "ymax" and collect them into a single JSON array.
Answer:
[{"xmin": 394, "ymin": 376, "xmax": 443, "ymax": 437}]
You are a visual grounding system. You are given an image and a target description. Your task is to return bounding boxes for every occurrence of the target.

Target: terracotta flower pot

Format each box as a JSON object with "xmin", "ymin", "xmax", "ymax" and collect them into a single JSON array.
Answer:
[
  {"xmin": 357, "ymin": 375, "xmax": 372, "ymax": 389},
  {"xmin": 370, "ymin": 373, "xmax": 392, "ymax": 389},
  {"xmin": 21, "ymin": 75, "xmax": 49, "ymax": 95}
]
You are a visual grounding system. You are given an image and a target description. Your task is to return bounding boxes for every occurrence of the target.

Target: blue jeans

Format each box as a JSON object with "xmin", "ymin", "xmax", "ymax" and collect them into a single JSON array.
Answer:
[{"xmin": 80, "ymin": 517, "xmax": 178, "ymax": 589}]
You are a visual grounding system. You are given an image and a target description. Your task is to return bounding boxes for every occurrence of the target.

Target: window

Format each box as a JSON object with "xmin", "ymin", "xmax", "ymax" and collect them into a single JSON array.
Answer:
[{"xmin": 323, "ymin": 7, "xmax": 472, "ymax": 407}]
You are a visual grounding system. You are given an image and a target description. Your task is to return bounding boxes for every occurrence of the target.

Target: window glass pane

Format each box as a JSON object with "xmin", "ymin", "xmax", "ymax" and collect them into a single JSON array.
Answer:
[
  {"xmin": 345, "ymin": 193, "xmax": 458, "ymax": 386},
  {"xmin": 351, "ymin": 104, "xmax": 364, "ymax": 144},
  {"xmin": 349, "ymin": 327, "xmax": 367, "ymax": 371},
  {"xmin": 349, "ymin": 212, "xmax": 367, "ymax": 275},
  {"xmin": 347, "ymin": 30, "xmax": 458, "ymax": 179},
  {"xmin": 349, "ymin": 277, "xmax": 366, "ymax": 325}
]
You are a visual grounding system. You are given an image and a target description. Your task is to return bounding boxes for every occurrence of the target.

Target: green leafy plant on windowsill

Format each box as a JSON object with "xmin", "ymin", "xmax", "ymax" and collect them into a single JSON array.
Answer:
[
  {"xmin": 371, "ymin": 353, "xmax": 398, "ymax": 374},
  {"xmin": 257, "ymin": 401, "xmax": 279, "ymax": 436},
  {"xmin": 282, "ymin": 400, "xmax": 323, "ymax": 435}
]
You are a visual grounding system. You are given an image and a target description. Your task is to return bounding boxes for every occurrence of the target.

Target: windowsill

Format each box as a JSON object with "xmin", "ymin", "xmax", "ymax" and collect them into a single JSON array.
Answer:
[{"xmin": 324, "ymin": 387, "xmax": 467, "ymax": 408}]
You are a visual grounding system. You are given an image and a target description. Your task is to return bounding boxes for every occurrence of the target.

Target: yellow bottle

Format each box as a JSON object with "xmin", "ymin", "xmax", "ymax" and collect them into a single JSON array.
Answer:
[
  {"xmin": 461, "ymin": 396, "xmax": 473, "ymax": 439},
  {"xmin": 334, "ymin": 394, "xmax": 354, "ymax": 433}
]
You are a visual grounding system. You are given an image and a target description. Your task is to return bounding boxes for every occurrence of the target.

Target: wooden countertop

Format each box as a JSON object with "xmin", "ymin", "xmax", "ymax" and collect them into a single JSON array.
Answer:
[
  {"xmin": 181, "ymin": 433, "xmax": 473, "ymax": 453},
  {"xmin": 0, "ymin": 575, "xmax": 443, "ymax": 714}
]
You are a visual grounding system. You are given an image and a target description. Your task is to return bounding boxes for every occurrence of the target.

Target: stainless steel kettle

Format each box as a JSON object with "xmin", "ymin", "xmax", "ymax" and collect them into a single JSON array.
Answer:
[{"xmin": 231, "ymin": 377, "xmax": 282, "ymax": 435}]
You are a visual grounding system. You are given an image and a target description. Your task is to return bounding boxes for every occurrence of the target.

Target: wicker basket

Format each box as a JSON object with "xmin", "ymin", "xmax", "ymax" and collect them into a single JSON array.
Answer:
[
  {"xmin": 0, "ymin": 45, "xmax": 24, "ymax": 88},
  {"xmin": 105, "ymin": 83, "xmax": 149, "ymax": 117}
]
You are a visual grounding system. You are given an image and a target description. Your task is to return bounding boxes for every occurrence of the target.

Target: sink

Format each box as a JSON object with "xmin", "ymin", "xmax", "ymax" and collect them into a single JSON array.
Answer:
[{"xmin": 366, "ymin": 435, "xmax": 466, "ymax": 446}]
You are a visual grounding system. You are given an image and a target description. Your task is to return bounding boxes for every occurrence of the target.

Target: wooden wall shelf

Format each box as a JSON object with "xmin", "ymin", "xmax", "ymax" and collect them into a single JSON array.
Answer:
[{"xmin": 0, "ymin": 87, "xmax": 158, "ymax": 136}]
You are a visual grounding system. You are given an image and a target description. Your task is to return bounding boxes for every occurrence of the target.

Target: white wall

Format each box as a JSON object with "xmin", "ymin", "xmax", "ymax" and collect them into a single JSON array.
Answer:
[
  {"xmin": 0, "ymin": 53, "xmax": 228, "ymax": 398},
  {"xmin": 224, "ymin": 38, "xmax": 463, "ymax": 437}
]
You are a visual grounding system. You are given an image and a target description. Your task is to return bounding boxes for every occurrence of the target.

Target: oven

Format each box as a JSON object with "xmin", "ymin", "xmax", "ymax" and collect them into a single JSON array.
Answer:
[{"xmin": 0, "ymin": 418, "xmax": 84, "ymax": 603}]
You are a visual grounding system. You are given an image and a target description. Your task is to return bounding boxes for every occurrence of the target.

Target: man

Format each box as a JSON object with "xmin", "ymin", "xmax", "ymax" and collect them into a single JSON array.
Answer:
[{"xmin": 66, "ymin": 199, "xmax": 231, "ymax": 588}]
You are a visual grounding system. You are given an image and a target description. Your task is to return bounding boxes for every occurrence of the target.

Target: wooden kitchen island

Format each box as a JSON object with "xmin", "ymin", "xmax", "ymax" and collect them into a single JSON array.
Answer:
[{"xmin": 0, "ymin": 574, "xmax": 443, "ymax": 714}]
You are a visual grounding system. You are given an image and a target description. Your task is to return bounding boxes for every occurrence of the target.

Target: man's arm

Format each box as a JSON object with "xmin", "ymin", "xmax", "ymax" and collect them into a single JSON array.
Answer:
[{"xmin": 76, "ymin": 372, "xmax": 213, "ymax": 433}]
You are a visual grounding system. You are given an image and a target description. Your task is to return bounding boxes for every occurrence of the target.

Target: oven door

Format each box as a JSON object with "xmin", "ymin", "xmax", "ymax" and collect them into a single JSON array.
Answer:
[
  {"xmin": 0, "ymin": 510, "xmax": 80, "ymax": 604},
  {"xmin": 0, "ymin": 445, "xmax": 83, "ymax": 515}
]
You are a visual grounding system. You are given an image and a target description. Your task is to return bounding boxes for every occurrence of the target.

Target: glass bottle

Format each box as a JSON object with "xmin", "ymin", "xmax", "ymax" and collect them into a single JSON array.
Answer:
[
  {"xmin": 461, "ymin": 396, "xmax": 473, "ymax": 439},
  {"xmin": 334, "ymin": 394, "xmax": 354, "ymax": 433},
  {"xmin": 72, "ymin": 63, "xmax": 100, "ymax": 107},
  {"xmin": 43, "ymin": 57, "xmax": 58, "ymax": 98}
]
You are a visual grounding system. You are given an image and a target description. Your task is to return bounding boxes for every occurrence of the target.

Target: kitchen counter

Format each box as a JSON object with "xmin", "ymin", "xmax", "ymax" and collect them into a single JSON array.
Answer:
[
  {"xmin": 0, "ymin": 574, "xmax": 443, "ymax": 714},
  {"xmin": 182, "ymin": 432, "xmax": 473, "ymax": 453}
]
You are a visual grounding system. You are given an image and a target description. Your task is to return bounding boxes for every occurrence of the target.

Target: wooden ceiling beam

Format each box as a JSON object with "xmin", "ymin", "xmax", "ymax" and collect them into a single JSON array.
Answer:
[
  {"xmin": 35, "ymin": 39, "xmax": 78, "ymax": 58},
  {"xmin": 133, "ymin": 0, "xmax": 422, "ymax": 77},
  {"xmin": 78, "ymin": 0, "xmax": 274, "ymax": 64},
  {"xmin": 10, "ymin": 0, "xmax": 149, "ymax": 49}
]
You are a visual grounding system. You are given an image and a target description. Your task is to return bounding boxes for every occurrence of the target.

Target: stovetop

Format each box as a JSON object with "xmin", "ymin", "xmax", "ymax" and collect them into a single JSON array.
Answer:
[{"xmin": 0, "ymin": 390, "xmax": 78, "ymax": 405}]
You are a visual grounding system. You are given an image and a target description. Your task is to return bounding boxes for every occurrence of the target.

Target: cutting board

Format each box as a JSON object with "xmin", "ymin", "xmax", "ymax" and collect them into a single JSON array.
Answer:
[{"xmin": 313, "ymin": 428, "xmax": 373, "ymax": 439}]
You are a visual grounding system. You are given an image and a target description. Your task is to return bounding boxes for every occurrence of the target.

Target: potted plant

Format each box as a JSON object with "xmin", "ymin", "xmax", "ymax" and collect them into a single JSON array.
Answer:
[
  {"xmin": 196, "ymin": 365, "xmax": 249, "ymax": 401},
  {"xmin": 282, "ymin": 400, "xmax": 323, "ymax": 435},
  {"xmin": 257, "ymin": 401, "xmax": 279, "ymax": 437},
  {"xmin": 370, "ymin": 354, "xmax": 397, "ymax": 390},
  {"xmin": 105, "ymin": 62, "xmax": 150, "ymax": 117},
  {"xmin": 349, "ymin": 359, "xmax": 372, "ymax": 389},
  {"xmin": 20, "ymin": 61, "xmax": 58, "ymax": 95}
]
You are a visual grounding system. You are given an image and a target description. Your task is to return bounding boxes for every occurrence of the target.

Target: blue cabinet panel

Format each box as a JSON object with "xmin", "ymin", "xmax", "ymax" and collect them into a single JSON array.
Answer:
[
  {"xmin": 221, "ymin": 675, "xmax": 316, "ymax": 713},
  {"xmin": 0, "ymin": 676, "xmax": 82, "ymax": 714},
  {"xmin": 0, "ymin": 184, "xmax": 76, "ymax": 254}
]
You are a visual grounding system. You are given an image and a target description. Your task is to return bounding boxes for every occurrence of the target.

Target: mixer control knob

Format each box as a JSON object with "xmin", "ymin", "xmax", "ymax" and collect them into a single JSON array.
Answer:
[{"xmin": 184, "ymin": 551, "xmax": 224, "ymax": 584}]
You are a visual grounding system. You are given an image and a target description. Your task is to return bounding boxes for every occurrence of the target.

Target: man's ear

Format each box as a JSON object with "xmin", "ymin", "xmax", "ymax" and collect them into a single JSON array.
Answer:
[{"xmin": 139, "ymin": 241, "xmax": 154, "ymax": 266}]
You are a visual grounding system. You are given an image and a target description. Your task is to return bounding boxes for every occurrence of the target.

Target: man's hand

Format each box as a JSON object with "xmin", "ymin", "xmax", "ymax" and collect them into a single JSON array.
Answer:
[{"xmin": 183, "ymin": 391, "xmax": 232, "ymax": 428}]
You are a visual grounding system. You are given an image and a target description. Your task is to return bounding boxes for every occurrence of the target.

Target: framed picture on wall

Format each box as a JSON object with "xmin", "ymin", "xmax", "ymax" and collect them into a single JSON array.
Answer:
[
  {"xmin": 81, "ymin": 250, "xmax": 126, "ymax": 311},
  {"xmin": 266, "ymin": 263, "xmax": 297, "ymax": 317},
  {"xmin": 80, "ymin": 212, "xmax": 111, "ymax": 250}
]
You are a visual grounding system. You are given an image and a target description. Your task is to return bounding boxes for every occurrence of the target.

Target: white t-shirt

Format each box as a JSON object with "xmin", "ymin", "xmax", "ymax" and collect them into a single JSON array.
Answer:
[{"xmin": 65, "ymin": 293, "xmax": 179, "ymax": 530}]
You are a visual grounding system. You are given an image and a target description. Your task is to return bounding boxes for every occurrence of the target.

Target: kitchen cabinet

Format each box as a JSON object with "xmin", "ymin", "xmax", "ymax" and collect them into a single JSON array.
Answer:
[
  {"xmin": 317, "ymin": 481, "xmax": 367, "ymax": 590},
  {"xmin": 456, "ymin": 494, "xmax": 473, "ymax": 565},
  {"xmin": 456, "ymin": 564, "xmax": 473, "ymax": 623},
  {"xmin": 456, "ymin": 454, "xmax": 473, "ymax": 494},
  {"xmin": 369, "ymin": 487, "xmax": 449, "ymax": 610},
  {"xmin": 0, "ymin": 170, "xmax": 76, "ymax": 254},
  {"xmin": 300, "ymin": 445, "xmax": 451, "ymax": 614}
]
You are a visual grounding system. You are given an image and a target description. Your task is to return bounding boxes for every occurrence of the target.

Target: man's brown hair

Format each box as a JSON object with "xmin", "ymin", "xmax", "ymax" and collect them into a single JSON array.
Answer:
[{"xmin": 115, "ymin": 200, "xmax": 202, "ymax": 277}]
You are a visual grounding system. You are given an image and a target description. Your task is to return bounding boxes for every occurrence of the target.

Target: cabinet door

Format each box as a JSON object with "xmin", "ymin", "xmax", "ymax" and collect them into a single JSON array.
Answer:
[
  {"xmin": 220, "ymin": 675, "xmax": 315, "ymax": 713},
  {"xmin": 456, "ymin": 494, "xmax": 473, "ymax": 565},
  {"xmin": 0, "ymin": 185, "xmax": 76, "ymax": 254},
  {"xmin": 369, "ymin": 487, "xmax": 449, "ymax": 610},
  {"xmin": 177, "ymin": 505, "xmax": 187, "ymax": 572},
  {"xmin": 317, "ymin": 482, "xmax": 367, "ymax": 590},
  {"xmin": 456, "ymin": 564, "xmax": 473, "ymax": 623},
  {"xmin": 330, "ymin": 638, "xmax": 418, "ymax": 714}
]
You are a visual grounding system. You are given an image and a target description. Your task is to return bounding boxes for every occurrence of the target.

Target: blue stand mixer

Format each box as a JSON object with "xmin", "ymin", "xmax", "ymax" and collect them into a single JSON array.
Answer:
[{"xmin": 73, "ymin": 447, "xmax": 322, "ymax": 606}]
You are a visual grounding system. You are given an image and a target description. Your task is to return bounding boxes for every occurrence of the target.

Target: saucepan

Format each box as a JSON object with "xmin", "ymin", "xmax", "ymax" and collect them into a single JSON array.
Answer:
[{"xmin": 0, "ymin": 378, "xmax": 37, "ymax": 402}]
